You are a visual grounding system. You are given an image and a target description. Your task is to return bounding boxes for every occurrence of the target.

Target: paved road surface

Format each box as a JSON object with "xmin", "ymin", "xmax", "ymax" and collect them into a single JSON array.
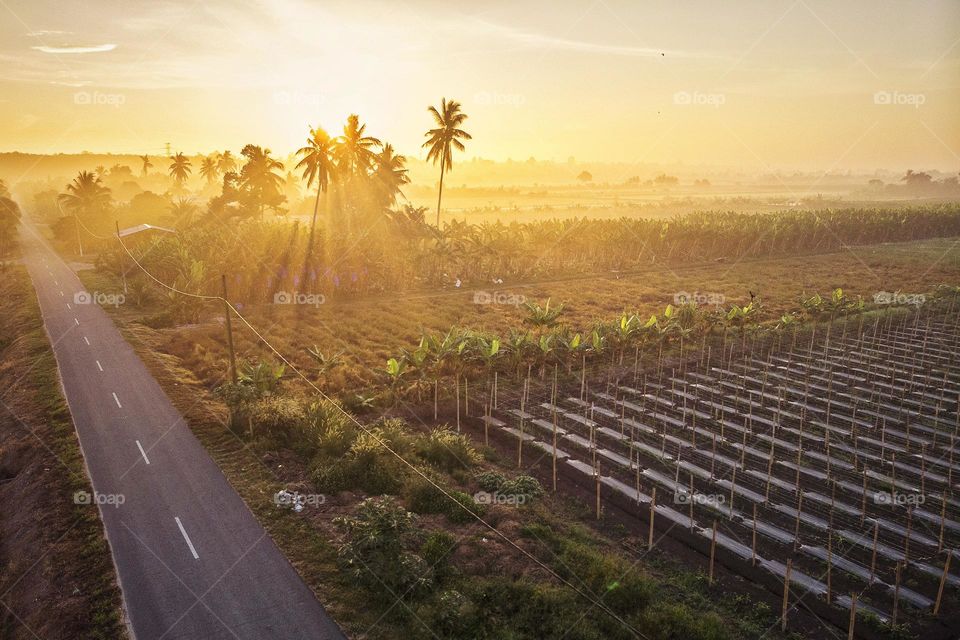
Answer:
[{"xmin": 19, "ymin": 219, "xmax": 346, "ymax": 640}]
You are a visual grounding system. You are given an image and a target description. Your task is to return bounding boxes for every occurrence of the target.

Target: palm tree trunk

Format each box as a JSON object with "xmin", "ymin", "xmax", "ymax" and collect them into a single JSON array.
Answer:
[
  {"xmin": 435, "ymin": 156, "xmax": 446, "ymax": 228},
  {"xmin": 302, "ymin": 184, "xmax": 322, "ymax": 283}
]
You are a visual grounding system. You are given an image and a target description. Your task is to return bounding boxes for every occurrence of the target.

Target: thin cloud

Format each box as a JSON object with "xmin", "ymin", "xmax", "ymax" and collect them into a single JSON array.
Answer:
[
  {"xmin": 26, "ymin": 30, "xmax": 72, "ymax": 37},
  {"xmin": 474, "ymin": 20, "xmax": 711, "ymax": 59},
  {"xmin": 31, "ymin": 44, "xmax": 117, "ymax": 54}
]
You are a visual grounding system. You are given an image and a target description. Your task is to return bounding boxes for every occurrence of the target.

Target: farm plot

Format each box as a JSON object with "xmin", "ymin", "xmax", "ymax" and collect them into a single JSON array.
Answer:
[{"xmin": 477, "ymin": 307, "xmax": 960, "ymax": 635}]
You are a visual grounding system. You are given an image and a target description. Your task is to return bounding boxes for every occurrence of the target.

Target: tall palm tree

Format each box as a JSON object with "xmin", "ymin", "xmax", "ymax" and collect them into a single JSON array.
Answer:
[
  {"xmin": 423, "ymin": 98, "xmax": 471, "ymax": 227},
  {"xmin": 334, "ymin": 114, "xmax": 381, "ymax": 177},
  {"xmin": 140, "ymin": 155, "xmax": 153, "ymax": 176},
  {"xmin": 169, "ymin": 152, "xmax": 192, "ymax": 186},
  {"xmin": 295, "ymin": 126, "xmax": 336, "ymax": 260},
  {"xmin": 217, "ymin": 150, "xmax": 237, "ymax": 175},
  {"xmin": 199, "ymin": 155, "xmax": 219, "ymax": 184},
  {"xmin": 373, "ymin": 143, "xmax": 409, "ymax": 207},
  {"xmin": 58, "ymin": 170, "xmax": 111, "ymax": 256}
]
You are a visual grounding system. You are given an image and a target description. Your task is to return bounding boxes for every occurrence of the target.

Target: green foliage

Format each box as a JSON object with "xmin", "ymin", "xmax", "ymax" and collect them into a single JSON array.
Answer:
[
  {"xmin": 499, "ymin": 475, "xmax": 544, "ymax": 501},
  {"xmin": 334, "ymin": 497, "xmax": 433, "ymax": 596},
  {"xmin": 416, "ymin": 426, "xmax": 481, "ymax": 472},
  {"xmin": 475, "ymin": 470, "xmax": 507, "ymax": 492}
]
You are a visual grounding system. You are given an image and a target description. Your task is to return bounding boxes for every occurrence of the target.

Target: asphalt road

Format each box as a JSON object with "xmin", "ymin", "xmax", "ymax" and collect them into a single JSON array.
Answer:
[{"xmin": 19, "ymin": 219, "xmax": 346, "ymax": 640}]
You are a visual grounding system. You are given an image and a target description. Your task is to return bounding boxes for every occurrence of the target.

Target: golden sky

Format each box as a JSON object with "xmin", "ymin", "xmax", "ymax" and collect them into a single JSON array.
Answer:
[{"xmin": 1, "ymin": 0, "xmax": 959, "ymax": 171}]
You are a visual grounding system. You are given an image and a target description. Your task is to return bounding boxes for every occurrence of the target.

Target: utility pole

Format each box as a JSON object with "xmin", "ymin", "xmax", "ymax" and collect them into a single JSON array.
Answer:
[
  {"xmin": 165, "ymin": 142, "xmax": 171, "ymax": 158},
  {"xmin": 222, "ymin": 275, "xmax": 237, "ymax": 383}
]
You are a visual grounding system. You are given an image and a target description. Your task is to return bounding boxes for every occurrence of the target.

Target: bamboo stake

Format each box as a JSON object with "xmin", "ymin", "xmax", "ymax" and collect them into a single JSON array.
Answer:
[
  {"xmin": 870, "ymin": 520, "xmax": 879, "ymax": 583},
  {"xmin": 648, "ymin": 488, "xmax": 657, "ymax": 551},
  {"xmin": 893, "ymin": 561, "xmax": 902, "ymax": 626},
  {"xmin": 709, "ymin": 520, "xmax": 717, "ymax": 585},
  {"xmin": 751, "ymin": 503, "xmax": 757, "ymax": 566},
  {"xmin": 781, "ymin": 559, "xmax": 792, "ymax": 633},
  {"xmin": 934, "ymin": 551, "xmax": 951, "ymax": 615},
  {"xmin": 827, "ymin": 527, "xmax": 832, "ymax": 602},
  {"xmin": 595, "ymin": 464, "xmax": 601, "ymax": 520},
  {"xmin": 847, "ymin": 593, "xmax": 857, "ymax": 640}
]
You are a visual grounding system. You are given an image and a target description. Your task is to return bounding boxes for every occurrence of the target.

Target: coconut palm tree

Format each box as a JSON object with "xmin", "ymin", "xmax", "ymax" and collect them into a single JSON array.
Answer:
[
  {"xmin": 217, "ymin": 150, "xmax": 237, "ymax": 174},
  {"xmin": 423, "ymin": 98, "xmax": 471, "ymax": 227},
  {"xmin": 168, "ymin": 152, "xmax": 192, "ymax": 186},
  {"xmin": 295, "ymin": 126, "xmax": 336, "ymax": 258},
  {"xmin": 140, "ymin": 155, "xmax": 153, "ymax": 176},
  {"xmin": 373, "ymin": 143, "xmax": 409, "ymax": 207},
  {"xmin": 335, "ymin": 114, "xmax": 381, "ymax": 177},
  {"xmin": 58, "ymin": 170, "xmax": 111, "ymax": 256},
  {"xmin": 199, "ymin": 156, "xmax": 219, "ymax": 185},
  {"xmin": 238, "ymin": 144, "xmax": 285, "ymax": 216}
]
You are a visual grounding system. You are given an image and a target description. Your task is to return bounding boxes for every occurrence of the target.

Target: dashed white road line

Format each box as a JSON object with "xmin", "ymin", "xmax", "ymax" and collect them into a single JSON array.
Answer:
[
  {"xmin": 112, "ymin": 392, "xmax": 122, "ymax": 408},
  {"xmin": 96, "ymin": 360, "xmax": 103, "ymax": 371},
  {"xmin": 58, "ymin": 291, "xmax": 64, "ymax": 297},
  {"xmin": 66, "ymin": 303, "xmax": 72, "ymax": 310},
  {"xmin": 54, "ymin": 280, "xmax": 58, "ymax": 286},
  {"xmin": 74, "ymin": 318, "xmax": 80, "ymax": 326},
  {"xmin": 83, "ymin": 336, "xmax": 90, "ymax": 345},
  {"xmin": 136, "ymin": 440, "xmax": 151, "ymax": 465},
  {"xmin": 174, "ymin": 517, "xmax": 200, "ymax": 559}
]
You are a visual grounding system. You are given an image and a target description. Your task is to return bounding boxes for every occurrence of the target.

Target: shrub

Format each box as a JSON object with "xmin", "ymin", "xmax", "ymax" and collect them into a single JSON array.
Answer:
[
  {"xmin": 417, "ymin": 426, "xmax": 480, "ymax": 472},
  {"xmin": 250, "ymin": 396, "xmax": 307, "ymax": 447},
  {"xmin": 476, "ymin": 470, "xmax": 507, "ymax": 492},
  {"xmin": 405, "ymin": 476, "xmax": 482, "ymax": 523},
  {"xmin": 334, "ymin": 497, "xmax": 432, "ymax": 597},
  {"xmin": 420, "ymin": 532, "xmax": 458, "ymax": 581},
  {"xmin": 499, "ymin": 475, "xmax": 544, "ymax": 501}
]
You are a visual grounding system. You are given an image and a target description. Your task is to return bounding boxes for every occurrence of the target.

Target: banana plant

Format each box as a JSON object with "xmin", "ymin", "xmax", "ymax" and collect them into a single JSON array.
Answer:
[
  {"xmin": 305, "ymin": 345, "xmax": 344, "ymax": 376},
  {"xmin": 238, "ymin": 360, "xmax": 285, "ymax": 395},
  {"xmin": 523, "ymin": 297, "xmax": 565, "ymax": 328},
  {"xmin": 385, "ymin": 357, "xmax": 408, "ymax": 405}
]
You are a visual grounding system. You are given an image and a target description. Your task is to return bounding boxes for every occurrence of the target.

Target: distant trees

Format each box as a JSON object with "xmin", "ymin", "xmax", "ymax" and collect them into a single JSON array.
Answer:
[
  {"xmin": 0, "ymin": 180, "xmax": 20, "ymax": 256},
  {"xmin": 237, "ymin": 145, "xmax": 286, "ymax": 216},
  {"xmin": 654, "ymin": 173, "xmax": 678, "ymax": 186},
  {"xmin": 199, "ymin": 156, "xmax": 219, "ymax": 185},
  {"xmin": 423, "ymin": 98, "xmax": 471, "ymax": 227},
  {"xmin": 57, "ymin": 171, "xmax": 112, "ymax": 254},
  {"xmin": 577, "ymin": 171, "xmax": 592, "ymax": 182},
  {"xmin": 139, "ymin": 155, "xmax": 153, "ymax": 176}
]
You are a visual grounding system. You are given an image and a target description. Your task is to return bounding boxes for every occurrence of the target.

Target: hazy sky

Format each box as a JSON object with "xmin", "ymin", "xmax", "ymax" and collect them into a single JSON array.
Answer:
[{"xmin": 1, "ymin": 0, "xmax": 958, "ymax": 171}]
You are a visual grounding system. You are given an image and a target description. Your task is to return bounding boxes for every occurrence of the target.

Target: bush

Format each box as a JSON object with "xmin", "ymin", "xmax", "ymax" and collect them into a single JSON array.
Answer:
[
  {"xmin": 417, "ymin": 427, "xmax": 480, "ymax": 472},
  {"xmin": 476, "ymin": 470, "xmax": 507, "ymax": 492},
  {"xmin": 420, "ymin": 532, "xmax": 458, "ymax": 581},
  {"xmin": 499, "ymin": 475, "xmax": 544, "ymax": 501},
  {"xmin": 404, "ymin": 476, "xmax": 482, "ymax": 524},
  {"xmin": 335, "ymin": 497, "xmax": 433, "ymax": 597},
  {"xmin": 250, "ymin": 396, "xmax": 307, "ymax": 447}
]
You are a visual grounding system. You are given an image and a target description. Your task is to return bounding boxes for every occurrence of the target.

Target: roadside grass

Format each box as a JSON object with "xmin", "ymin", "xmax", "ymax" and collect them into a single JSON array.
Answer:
[{"xmin": 0, "ymin": 263, "xmax": 126, "ymax": 639}]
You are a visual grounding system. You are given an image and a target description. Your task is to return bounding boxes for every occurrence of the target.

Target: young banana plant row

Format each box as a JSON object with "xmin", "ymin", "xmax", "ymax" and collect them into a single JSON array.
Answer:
[{"xmin": 383, "ymin": 287, "xmax": 956, "ymax": 414}]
